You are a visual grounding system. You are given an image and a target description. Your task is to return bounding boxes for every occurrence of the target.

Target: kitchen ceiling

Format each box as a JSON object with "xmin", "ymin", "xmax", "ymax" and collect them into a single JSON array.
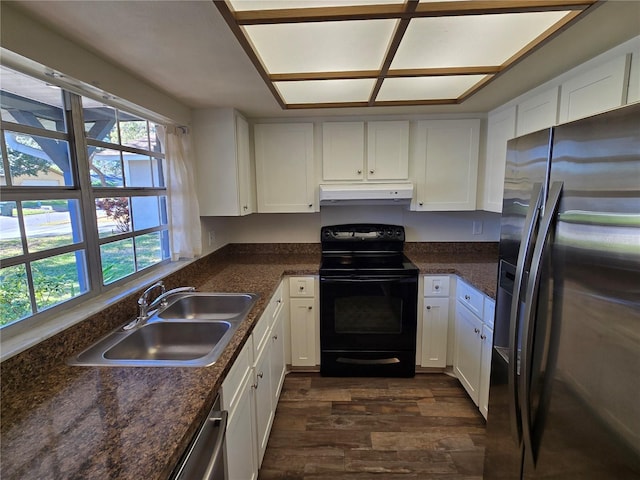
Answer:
[
  {"xmin": 217, "ymin": 0, "xmax": 596, "ymax": 109},
  {"xmin": 3, "ymin": 0, "xmax": 639, "ymax": 118}
]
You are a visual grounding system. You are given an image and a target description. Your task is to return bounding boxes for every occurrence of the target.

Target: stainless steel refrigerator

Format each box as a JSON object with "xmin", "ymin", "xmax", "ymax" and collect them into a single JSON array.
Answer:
[{"xmin": 484, "ymin": 102, "xmax": 640, "ymax": 479}]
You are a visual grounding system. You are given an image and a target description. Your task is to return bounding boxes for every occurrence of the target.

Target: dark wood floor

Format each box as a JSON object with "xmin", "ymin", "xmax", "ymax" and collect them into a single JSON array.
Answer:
[{"xmin": 259, "ymin": 372, "xmax": 486, "ymax": 480}]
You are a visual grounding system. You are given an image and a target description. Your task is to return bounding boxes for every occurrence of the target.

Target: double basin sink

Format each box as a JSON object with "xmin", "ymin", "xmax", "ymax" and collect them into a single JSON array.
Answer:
[{"xmin": 70, "ymin": 292, "xmax": 258, "ymax": 367}]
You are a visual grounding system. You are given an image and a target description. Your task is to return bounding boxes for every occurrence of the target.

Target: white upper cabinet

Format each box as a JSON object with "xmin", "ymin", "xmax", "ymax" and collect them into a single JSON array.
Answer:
[
  {"xmin": 516, "ymin": 87, "xmax": 559, "ymax": 136},
  {"xmin": 193, "ymin": 108, "xmax": 255, "ymax": 216},
  {"xmin": 482, "ymin": 106, "xmax": 516, "ymax": 213},
  {"xmin": 413, "ymin": 119, "xmax": 480, "ymax": 211},
  {"xmin": 559, "ymin": 54, "xmax": 631, "ymax": 124},
  {"xmin": 366, "ymin": 121, "xmax": 409, "ymax": 180},
  {"xmin": 322, "ymin": 122, "xmax": 365, "ymax": 181},
  {"xmin": 322, "ymin": 120, "xmax": 409, "ymax": 181},
  {"xmin": 254, "ymin": 123, "xmax": 316, "ymax": 213}
]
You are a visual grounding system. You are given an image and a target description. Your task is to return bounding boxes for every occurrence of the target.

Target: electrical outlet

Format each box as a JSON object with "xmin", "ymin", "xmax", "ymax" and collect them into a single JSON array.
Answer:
[
  {"xmin": 208, "ymin": 230, "xmax": 216, "ymax": 246},
  {"xmin": 472, "ymin": 221, "xmax": 483, "ymax": 235}
]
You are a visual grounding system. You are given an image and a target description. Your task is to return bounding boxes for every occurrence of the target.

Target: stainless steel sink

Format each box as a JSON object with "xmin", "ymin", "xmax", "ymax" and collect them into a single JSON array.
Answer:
[
  {"xmin": 158, "ymin": 293, "xmax": 256, "ymax": 320},
  {"xmin": 69, "ymin": 292, "xmax": 258, "ymax": 367}
]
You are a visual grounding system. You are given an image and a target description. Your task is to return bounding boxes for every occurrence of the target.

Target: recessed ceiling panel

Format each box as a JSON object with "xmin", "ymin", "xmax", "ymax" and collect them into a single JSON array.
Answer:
[
  {"xmin": 392, "ymin": 11, "xmax": 571, "ymax": 69},
  {"xmin": 377, "ymin": 75, "xmax": 489, "ymax": 101},
  {"xmin": 244, "ymin": 19, "xmax": 397, "ymax": 74},
  {"xmin": 230, "ymin": 0, "xmax": 406, "ymax": 10},
  {"xmin": 275, "ymin": 79, "xmax": 376, "ymax": 104}
]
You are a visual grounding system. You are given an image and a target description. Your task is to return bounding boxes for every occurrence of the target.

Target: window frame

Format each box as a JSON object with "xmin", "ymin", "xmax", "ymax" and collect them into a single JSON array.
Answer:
[{"xmin": 0, "ymin": 74, "xmax": 171, "ymax": 348}]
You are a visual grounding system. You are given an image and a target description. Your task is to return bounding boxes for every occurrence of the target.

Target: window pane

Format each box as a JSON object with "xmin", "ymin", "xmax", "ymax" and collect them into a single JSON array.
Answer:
[
  {"xmin": 131, "ymin": 196, "xmax": 159, "ymax": 231},
  {"xmin": 100, "ymin": 238, "xmax": 135, "ymax": 285},
  {"xmin": 84, "ymin": 100, "xmax": 118, "ymax": 142},
  {"xmin": 0, "ymin": 66, "xmax": 66, "ymax": 133},
  {"xmin": 96, "ymin": 197, "xmax": 131, "ymax": 238},
  {"xmin": 89, "ymin": 146, "xmax": 123, "ymax": 187},
  {"xmin": 119, "ymin": 115, "xmax": 149, "ymax": 150},
  {"xmin": 32, "ymin": 251, "xmax": 87, "ymax": 311},
  {"xmin": 0, "ymin": 201, "xmax": 22, "ymax": 260},
  {"xmin": 150, "ymin": 124, "xmax": 161, "ymax": 153},
  {"xmin": 0, "ymin": 264, "xmax": 32, "ymax": 326},
  {"xmin": 5, "ymin": 132, "xmax": 73, "ymax": 186},
  {"xmin": 23, "ymin": 199, "xmax": 82, "ymax": 253},
  {"xmin": 160, "ymin": 196, "xmax": 168, "ymax": 225},
  {"xmin": 125, "ymin": 155, "xmax": 154, "ymax": 187},
  {"xmin": 136, "ymin": 232, "xmax": 163, "ymax": 270}
]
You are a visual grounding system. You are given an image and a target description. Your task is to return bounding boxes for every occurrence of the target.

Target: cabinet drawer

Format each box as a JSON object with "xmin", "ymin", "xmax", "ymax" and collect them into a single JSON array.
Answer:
[
  {"xmin": 424, "ymin": 275, "xmax": 450, "ymax": 297},
  {"xmin": 457, "ymin": 280, "xmax": 484, "ymax": 318},
  {"xmin": 289, "ymin": 276, "xmax": 315, "ymax": 298},
  {"xmin": 252, "ymin": 313, "xmax": 271, "ymax": 361},
  {"xmin": 221, "ymin": 340, "xmax": 251, "ymax": 412},
  {"xmin": 484, "ymin": 297, "xmax": 496, "ymax": 328}
]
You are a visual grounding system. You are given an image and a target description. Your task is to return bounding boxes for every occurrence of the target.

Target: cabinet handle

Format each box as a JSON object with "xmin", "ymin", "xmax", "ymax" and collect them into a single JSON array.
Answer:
[
  {"xmin": 357, "ymin": 169, "xmax": 362, "ymax": 174},
  {"xmin": 273, "ymin": 334, "xmax": 278, "ymax": 340},
  {"xmin": 243, "ymin": 205, "xmax": 248, "ymax": 210},
  {"xmin": 308, "ymin": 306, "xmax": 313, "ymax": 310},
  {"xmin": 481, "ymin": 334, "xmax": 487, "ymax": 340},
  {"xmin": 474, "ymin": 328, "xmax": 480, "ymax": 334},
  {"xmin": 465, "ymin": 295, "xmax": 471, "ymax": 301},
  {"xmin": 369, "ymin": 169, "xmax": 375, "ymax": 174},
  {"xmin": 252, "ymin": 371, "xmax": 264, "ymax": 389},
  {"xmin": 308, "ymin": 204, "xmax": 313, "ymax": 208}
]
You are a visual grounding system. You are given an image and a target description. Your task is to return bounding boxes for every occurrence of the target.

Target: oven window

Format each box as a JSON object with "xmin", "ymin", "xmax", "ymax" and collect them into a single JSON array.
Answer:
[{"xmin": 334, "ymin": 296, "xmax": 403, "ymax": 334}]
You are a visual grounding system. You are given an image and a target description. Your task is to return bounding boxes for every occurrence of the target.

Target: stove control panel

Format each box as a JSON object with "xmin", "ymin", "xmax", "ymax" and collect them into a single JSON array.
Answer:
[{"xmin": 321, "ymin": 224, "xmax": 405, "ymax": 242}]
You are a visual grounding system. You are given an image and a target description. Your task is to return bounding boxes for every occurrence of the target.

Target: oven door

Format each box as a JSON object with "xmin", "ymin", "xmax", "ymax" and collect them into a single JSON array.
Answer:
[{"xmin": 320, "ymin": 274, "xmax": 418, "ymax": 352}]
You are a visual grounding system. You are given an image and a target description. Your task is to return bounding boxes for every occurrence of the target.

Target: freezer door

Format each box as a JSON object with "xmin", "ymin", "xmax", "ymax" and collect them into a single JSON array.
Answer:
[{"xmin": 522, "ymin": 103, "xmax": 640, "ymax": 478}]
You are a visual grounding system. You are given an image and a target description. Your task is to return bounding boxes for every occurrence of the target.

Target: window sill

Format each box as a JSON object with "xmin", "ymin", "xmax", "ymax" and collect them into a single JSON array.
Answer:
[{"xmin": 0, "ymin": 258, "xmax": 197, "ymax": 362}]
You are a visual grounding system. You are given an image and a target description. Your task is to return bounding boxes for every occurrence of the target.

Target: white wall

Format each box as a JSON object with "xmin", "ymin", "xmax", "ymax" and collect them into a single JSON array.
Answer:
[{"xmin": 200, "ymin": 208, "xmax": 500, "ymax": 254}]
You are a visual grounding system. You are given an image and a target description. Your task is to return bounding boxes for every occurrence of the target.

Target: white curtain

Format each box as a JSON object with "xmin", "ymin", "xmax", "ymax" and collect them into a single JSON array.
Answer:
[{"xmin": 157, "ymin": 125, "xmax": 202, "ymax": 261}]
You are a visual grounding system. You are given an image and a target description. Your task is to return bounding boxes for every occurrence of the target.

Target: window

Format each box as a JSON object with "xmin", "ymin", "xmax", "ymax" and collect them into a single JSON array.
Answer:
[{"xmin": 0, "ymin": 66, "xmax": 169, "ymax": 328}]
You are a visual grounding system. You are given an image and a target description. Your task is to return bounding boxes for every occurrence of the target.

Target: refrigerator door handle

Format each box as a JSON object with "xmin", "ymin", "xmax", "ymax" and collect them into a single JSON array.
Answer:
[
  {"xmin": 520, "ymin": 180, "xmax": 563, "ymax": 465},
  {"xmin": 507, "ymin": 181, "xmax": 544, "ymax": 446}
]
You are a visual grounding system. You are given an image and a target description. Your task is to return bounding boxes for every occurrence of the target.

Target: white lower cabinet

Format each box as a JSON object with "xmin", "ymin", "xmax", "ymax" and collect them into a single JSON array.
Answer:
[
  {"xmin": 222, "ymin": 280, "xmax": 287, "ymax": 479},
  {"xmin": 421, "ymin": 275, "xmax": 451, "ymax": 368},
  {"xmin": 454, "ymin": 279, "xmax": 494, "ymax": 415},
  {"xmin": 289, "ymin": 276, "xmax": 318, "ymax": 367}
]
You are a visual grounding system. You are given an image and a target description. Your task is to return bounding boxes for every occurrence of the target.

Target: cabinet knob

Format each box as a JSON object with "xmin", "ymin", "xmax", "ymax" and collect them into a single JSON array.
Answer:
[
  {"xmin": 419, "ymin": 202, "xmax": 423, "ymax": 206},
  {"xmin": 465, "ymin": 295, "xmax": 471, "ymax": 301},
  {"xmin": 257, "ymin": 371, "xmax": 264, "ymax": 379},
  {"xmin": 308, "ymin": 306, "xmax": 313, "ymax": 310},
  {"xmin": 273, "ymin": 334, "xmax": 278, "ymax": 340},
  {"xmin": 299, "ymin": 286, "xmax": 304, "ymax": 291},
  {"xmin": 369, "ymin": 169, "xmax": 374, "ymax": 174},
  {"xmin": 308, "ymin": 204, "xmax": 313, "ymax": 208},
  {"xmin": 434, "ymin": 285, "xmax": 440, "ymax": 290},
  {"xmin": 474, "ymin": 327, "xmax": 480, "ymax": 334},
  {"xmin": 481, "ymin": 334, "xmax": 486, "ymax": 340},
  {"xmin": 243, "ymin": 205, "xmax": 248, "ymax": 210},
  {"xmin": 426, "ymin": 305, "xmax": 431, "ymax": 310},
  {"xmin": 357, "ymin": 169, "xmax": 362, "ymax": 174}
]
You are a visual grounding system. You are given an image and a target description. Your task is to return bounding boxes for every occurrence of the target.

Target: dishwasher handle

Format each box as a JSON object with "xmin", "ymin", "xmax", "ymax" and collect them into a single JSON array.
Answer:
[{"xmin": 172, "ymin": 407, "xmax": 228, "ymax": 480}]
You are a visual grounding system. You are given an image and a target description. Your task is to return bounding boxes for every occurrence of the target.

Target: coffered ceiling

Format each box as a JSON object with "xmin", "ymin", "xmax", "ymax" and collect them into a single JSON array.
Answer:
[{"xmin": 217, "ymin": 0, "xmax": 598, "ymax": 109}]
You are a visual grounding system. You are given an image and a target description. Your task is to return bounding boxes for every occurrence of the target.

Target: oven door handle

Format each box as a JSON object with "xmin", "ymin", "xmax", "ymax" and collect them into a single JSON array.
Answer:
[{"xmin": 320, "ymin": 276, "xmax": 411, "ymax": 283}]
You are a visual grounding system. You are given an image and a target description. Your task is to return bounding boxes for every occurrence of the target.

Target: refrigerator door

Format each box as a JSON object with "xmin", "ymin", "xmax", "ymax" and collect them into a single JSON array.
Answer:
[
  {"xmin": 522, "ymin": 103, "xmax": 640, "ymax": 478},
  {"xmin": 485, "ymin": 129, "xmax": 551, "ymax": 479}
]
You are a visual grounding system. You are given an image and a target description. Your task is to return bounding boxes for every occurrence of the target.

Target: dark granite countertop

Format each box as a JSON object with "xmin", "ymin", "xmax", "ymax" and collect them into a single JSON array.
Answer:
[{"xmin": 0, "ymin": 243, "xmax": 497, "ymax": 480}]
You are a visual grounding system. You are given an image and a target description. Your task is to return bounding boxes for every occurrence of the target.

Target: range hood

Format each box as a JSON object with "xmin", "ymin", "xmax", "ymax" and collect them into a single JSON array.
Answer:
[{"xmin": 319, "ymin": 183, "xmax": 414, "ymax": 206}]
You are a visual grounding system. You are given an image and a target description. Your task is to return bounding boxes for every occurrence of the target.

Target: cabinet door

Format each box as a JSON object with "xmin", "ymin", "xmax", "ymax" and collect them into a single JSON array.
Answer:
[
  {"xmin": 483, "ymin": 107, "xmax": 516, "ymax": 213},
  {"xmin": 225, "ymin": 372, "xmax": 258, "ymax": 480},
  {"xmin": 367, "ymin": 121, "xmax": 409, "ymax": 180},
  {"xmin": 414, "ymin": 119, "xmax": 480, "ymax": 211},
  {"xmin": 454, "ymin": 303, "xmax": 483, "ymax": 406},
  {"xmin": 254, "ymin": 123, "xmax": 315, "ymax": 213},
  {"xmin": 270, "ymin": 308, "xmax": 286, "ymax": 405},
  {"xmin": 193, "ymin": 108, "xmax": 254, "ymax": 216},
  {"xmin": 236, "ymin": 114, "xmax": 255, "ymax": 215},
  {"xmin": 322, "ymin": 122, "xmax": 365, "ymax": 181},
  {"xmin": 479, "ymin": 323, "xmax": 494, "ymax": 420},
  {"xmin": 290, "ymin": 298, "xmax": 317, "ymax": 367},
  {"xmin": 253, "ymin": 343, "xmax": 273, "ymax": 466},
  {"xmin": 559, "ymin": 54, "xmax": 630, "ymax": 123},
  {"xmin": 516, "ymin": 87, "xmax": 559, "ymax": 136},
  {"xmin": 421, "ymin": 297, "xmax": 449, "ymax": 368}
]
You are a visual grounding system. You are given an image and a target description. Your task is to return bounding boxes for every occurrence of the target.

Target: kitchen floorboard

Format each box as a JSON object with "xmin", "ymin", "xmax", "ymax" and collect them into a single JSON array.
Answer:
[{"xmin": 259, "ymin": 372, "xmax": 485, "ymax": 480}]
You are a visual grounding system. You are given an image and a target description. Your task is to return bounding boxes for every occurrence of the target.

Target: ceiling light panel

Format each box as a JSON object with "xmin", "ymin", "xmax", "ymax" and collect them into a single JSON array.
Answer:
[
  {"xmin": 275, "ymin": 78, "xmax": 376, "ymax": 104},
  {"xmin": 392, "ymin": 11, "xmax": 572, "ymax": 69},
  {"xmin": 243, "ymin": 19, "xmax": 397, "ymax": 74},
  {"xmin": 377, "ymin": 75, "xmax": 489, "ymax": 101},
  {"xmin": 229, "ymin": 0, "xmax": 406, "ymax": 10}
]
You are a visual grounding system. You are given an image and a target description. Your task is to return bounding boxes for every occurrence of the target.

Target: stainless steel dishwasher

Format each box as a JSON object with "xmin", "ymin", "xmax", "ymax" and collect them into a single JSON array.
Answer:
[{"xmin": 171, "ymin": 394, "xmax": 228, "ymax": 480}]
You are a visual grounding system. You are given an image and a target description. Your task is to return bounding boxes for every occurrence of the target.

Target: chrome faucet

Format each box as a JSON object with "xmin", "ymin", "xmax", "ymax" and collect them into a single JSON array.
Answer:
[{"xmin": 124, "ymin": 281, "xmax": 196, "ymax": 330}]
